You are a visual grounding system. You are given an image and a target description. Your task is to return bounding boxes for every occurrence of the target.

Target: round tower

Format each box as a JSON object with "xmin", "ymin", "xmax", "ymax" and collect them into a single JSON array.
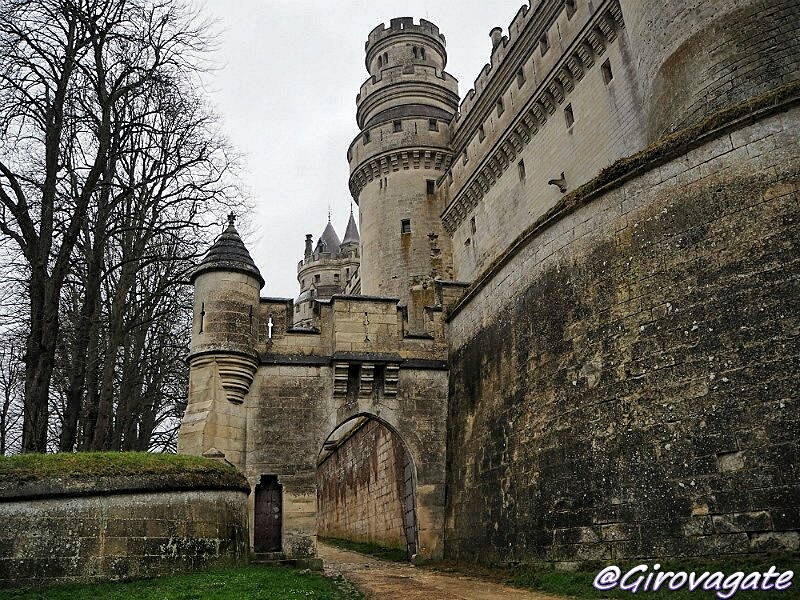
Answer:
[
  {"xmin": 618, "ymin": 0, "xmax": 800, "ymax": 141},
  {"xmin": 348, "ymin": 17, "xmax": 458, "ymax": 305},
  {"xmin": 188, "ymin": 214, "xmax": 264, "ymax": 404}
]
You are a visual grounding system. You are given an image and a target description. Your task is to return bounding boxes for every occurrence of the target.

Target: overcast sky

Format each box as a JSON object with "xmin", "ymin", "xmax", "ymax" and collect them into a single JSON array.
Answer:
[{"xmin": 197, "ymin": 1, "xmax": 525, "ymax": 298}]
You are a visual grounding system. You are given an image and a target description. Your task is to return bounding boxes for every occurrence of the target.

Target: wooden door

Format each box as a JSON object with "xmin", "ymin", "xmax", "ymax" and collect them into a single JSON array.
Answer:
[{"xmin": 254, "ymin": 475, "xmax": 282, "ymax": 552}]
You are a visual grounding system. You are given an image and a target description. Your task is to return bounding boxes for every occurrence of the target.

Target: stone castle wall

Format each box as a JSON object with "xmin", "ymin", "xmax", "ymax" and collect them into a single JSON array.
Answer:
[
  {"xmin": 0, "ymin": 474, "xmax": 249, "ymax": 588},
  {"xmin": 620, "ymin": 0, "xmax": 800, "ymax": 141},
  {"xmin": 444, "ymin": 104, "xmax": 800, "ymax": 566},
  {"xmin": 442, "ymin": 0, "xmax": 643, "ymax": 283},
  {"xmin": 317, "ymin": 419, "xmax": 410, "ymax": 550}
]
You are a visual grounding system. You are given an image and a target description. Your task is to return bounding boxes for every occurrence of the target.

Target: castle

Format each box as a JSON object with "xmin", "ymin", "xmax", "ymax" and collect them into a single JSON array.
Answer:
[{"xmin": 178, "ymin": 0, "xmax": 800, "ymax": 566}]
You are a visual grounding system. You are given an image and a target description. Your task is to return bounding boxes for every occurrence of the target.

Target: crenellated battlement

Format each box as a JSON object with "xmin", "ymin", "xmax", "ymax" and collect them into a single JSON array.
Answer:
[{"xmin": 366, "ymin": 18, "xmax": 445, "ymax": 53}]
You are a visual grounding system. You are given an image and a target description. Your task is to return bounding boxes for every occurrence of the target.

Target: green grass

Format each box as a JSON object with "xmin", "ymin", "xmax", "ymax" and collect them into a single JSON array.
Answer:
[
  {"xmin": 3, "ymin": 564, "xmax": 363, "ymax": 600},
  {"xmin": 474, "ymin": 556, "xmax": 800, "ymax": 599},
  {"xmin": 0, "ymin": 452, "xmax": 246, "ymax": 487},
  {"xmin": 319, "ymin": 537, "xmax": 409, "ymax": 563}
]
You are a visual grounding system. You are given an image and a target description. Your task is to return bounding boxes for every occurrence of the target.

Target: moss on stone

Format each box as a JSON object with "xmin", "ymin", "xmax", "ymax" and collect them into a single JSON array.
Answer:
[{"xmin": 0, "ymin": 451, "xmax": 248, "ymax": 492}]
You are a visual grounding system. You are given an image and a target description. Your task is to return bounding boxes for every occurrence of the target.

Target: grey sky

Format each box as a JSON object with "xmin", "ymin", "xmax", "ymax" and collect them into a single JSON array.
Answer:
[{"xmin": 199, "ymin": 1, "xmax": 524, "ymax": 298}]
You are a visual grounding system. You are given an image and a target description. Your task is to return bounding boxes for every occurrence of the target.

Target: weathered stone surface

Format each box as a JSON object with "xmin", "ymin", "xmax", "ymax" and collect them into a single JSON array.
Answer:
[
  {"xmin": 445, "ymin": 107, "xmax": 800, "ymax": 566},
  {"xmin": 0, "ymin": 482, "xmax": 249, "ymax": 588}
]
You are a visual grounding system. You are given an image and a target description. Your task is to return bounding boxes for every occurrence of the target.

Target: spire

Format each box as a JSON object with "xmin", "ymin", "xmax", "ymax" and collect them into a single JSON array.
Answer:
[
  {"xmin": 342, "ymin": 209, "xmax": 360, "ymax": 246},
  {"xmin": 315, "ymin": 221, "xmax": 341, "ymax": 256},
  {"xmin": 190, "ymin": 214, "xmax": 265, "ymax": 287}
]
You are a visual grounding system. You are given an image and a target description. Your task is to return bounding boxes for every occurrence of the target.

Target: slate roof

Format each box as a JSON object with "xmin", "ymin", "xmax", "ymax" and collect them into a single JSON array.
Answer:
[
  {"xmin": 190, "ymin": 214, "xmax": 265, "ymax": 288},
  {"xmin": 341, "ymin": 211, "xmax": 360, "ymax": 246}
]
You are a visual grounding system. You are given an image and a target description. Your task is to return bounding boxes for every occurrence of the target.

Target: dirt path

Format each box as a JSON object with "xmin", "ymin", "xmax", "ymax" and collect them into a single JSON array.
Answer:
[{"xmin": 318, "ymin": 543, "xmax": 562, "ymax": 600}]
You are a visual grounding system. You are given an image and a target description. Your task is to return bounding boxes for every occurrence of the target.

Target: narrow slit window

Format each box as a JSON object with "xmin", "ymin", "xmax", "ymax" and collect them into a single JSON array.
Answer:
[
  {"xmin": 565, "ymin": 103, "xmax": 575, "ymax": 128},
  {"xmin": 518, "ymin": 159, "xmax": 526, "ymax": 181},
  {"xmin": 401, "ymin": 219, "xmax": 411, "ymax": 234},
  {"xmin": 363, "ymin": 130, "xmax": 370, "ymax": 144},
  {"xmin": 462, "ymin": 151, "xmax": 468, "ymax": 165},
  {"xmin": 393, "ymin": 120, "xmax": 402, "ymax": 132},
  {"xmin": 412, "ymin": 46, "xmax": 418, "ymax": 59},
  {"xmin": 420, "ymin": 47, "xmax": 426, "ymax": 60},
  {"xmin": 314, "ymin": 274, "xmax": 320, "ymax": 283},
  {"xmin": 478, "ymin": 124, "xmax": 485, "ymax": 142},
  {"xmin": 199, "ymin": 302, "xmax": 205, "ymax": 333},
  {"xmin": 602, "ymin": 59, "xmax": 613, "ymax": 84},
  {"xmin": 383, "ymin": 52, "xmax": 388, "ymax": 64},
  {"xmin": 566, "ymin": 0, "xmax": 576, "ymax": 19},
  {"xmin": 496, "ymin": 97, "xmax": 504, "ymax": 116},
  {"xmin": 428, "ymin": 118, "xmax": 438, "ymax": 131},
  {"xmin": 334, "ymin": 273, "xmax": 340, "ymax": 282},
  {"xmin": 516, "ymin": 67, "xmax": 526, "ymax": 88},
  {"xmin": 539, "ymin": 32, "xmax": 549, "ymax": 55},
  {"xmin": 426, "ymin": 179, "xmax": 435, "ymax": 195},
  {"xmin": 470, "ymin": 216, "xmax": 477, "ymax": 235}
]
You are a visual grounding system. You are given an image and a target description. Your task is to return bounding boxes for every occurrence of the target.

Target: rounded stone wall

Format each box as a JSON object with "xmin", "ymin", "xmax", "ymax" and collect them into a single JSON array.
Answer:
[
  {"xmin": 619, "ymin": 0, "xmax": 800, "ymax": 141},
  {"xmin": 0, "ymin": 455, "xmax": 250, "ymax": 588}
]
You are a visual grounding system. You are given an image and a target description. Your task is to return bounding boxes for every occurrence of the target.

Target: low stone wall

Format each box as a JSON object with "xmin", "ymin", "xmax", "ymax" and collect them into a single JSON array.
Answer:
[{"xmin": 0, "ymin": 468, "xmax": 250, "ymax": 588}]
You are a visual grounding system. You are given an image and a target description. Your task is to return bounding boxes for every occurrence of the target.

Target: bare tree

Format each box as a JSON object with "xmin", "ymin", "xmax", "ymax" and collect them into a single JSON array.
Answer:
[{"xmin": 0, "ymin": 0, "xmax": 229, "ymax": 452}]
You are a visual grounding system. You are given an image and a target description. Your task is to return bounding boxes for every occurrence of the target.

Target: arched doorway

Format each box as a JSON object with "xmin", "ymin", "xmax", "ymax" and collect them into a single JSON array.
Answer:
[{"xmin": 316, "ymin": 414, "xmax": 418, "ymax": 557}]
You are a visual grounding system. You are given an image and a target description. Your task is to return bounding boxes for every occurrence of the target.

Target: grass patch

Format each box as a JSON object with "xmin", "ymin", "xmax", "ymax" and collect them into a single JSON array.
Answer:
[
  {"xmin": 319, "ymin": 537, "xmax": 409, "ymax": 563},
  {"xmin": 430, "ymin": 556, "xmax": 800, "ymax": 599},
  {"xmin": 3, "ymin": 564, "xmax": 363, "ymax": 600},
  {"xmin": 0, "ymin": 452, "xmax": 244, "ymax": 486}
]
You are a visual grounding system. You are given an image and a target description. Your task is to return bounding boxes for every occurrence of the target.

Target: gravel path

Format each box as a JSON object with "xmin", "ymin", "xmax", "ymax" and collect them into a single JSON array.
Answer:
[{"xmin": 318, "ymin": 543, "xmax": 563, "ymax": 600}]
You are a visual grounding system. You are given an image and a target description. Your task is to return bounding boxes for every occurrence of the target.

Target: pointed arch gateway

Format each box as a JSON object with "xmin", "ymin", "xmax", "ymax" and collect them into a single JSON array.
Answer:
[{"xmin": 316, "ymin": 413, "xmax": 418, "ymax": 557}]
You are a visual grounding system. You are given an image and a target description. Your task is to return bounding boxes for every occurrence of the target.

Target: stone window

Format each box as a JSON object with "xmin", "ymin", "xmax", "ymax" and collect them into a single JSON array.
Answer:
[
  {"xmin": 470, "ymin": 216, "xmax": 477, "ymax": 235},
  {"xmin": 478, "ymin": 124, "xmax": 485, "ymax": 142},
  {"xmin": 314, "ymin": 274, "xmax": 320, "ymax": 283},
  {"xmin": 377, "ymin": 55, "xmax": 383, "ymax": 68},
  {"xmin": 516, "ymin": 67, "xmax": 526, "ymax": 88},
  {"xmin": 363, "ymin": 130, "xmax": 370, "ymax": 144},
  {"xmin": 334, "ymin": 273, "xmax": 340, "ymax": 282},
  {"xmin": 428, "ymin": 118, "xmax": 438, "ymax": 131},
  {"xmin": 393, "ymin": 120, "xmax": 402, "ymax": 132},
  {"xmin": 383, "ymin": 51, "xmax": 388, "ymax": 64},
  {"xmin": 496, "ymin": 97, "xmax": 504, "ymax": 117},
  {"xmin": 372, "ymin": 364, "xmax": 386, "ymax": 397},
  {"xmin": 462, "ymin": 151, "xmax": 468, "ymax": 165},
  {"xmin": 565, "ymin": 103, "xmax": 575, "ymax": 129},
  {"xmin": 602, "ymin": 59, "xmax": 613, "ymax": 84},
  {"xmin": 518, "ymin": 159, "xmax": 526, "ymax": 181},
  {"xmin": 566, "ymin": 0, "xmax": 576, "ymax": 19},
  {"xmin": 401, "ymin": 218, "xmax": 411, "ymax": 234},
  {"xmin": 539, "ymin": 32, "xmax": 549, "ymax": 55},
  {"xmin": 412, "ymin": 46, "xmax": 418, "ymax": 59},
  {"xmin": 420, "ymin": 47, "xmax": 426, "ymax": 60},
  {"xmin": 426, "ymin": 179, "xmax": 435, "ymax": 195}
]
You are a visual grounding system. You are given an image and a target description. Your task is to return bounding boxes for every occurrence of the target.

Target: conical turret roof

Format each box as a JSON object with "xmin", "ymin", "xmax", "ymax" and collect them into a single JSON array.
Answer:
[
  {"xmin": 341, "ymin": 210, "xmax": 360, "ymax": 246},
  {"xmin": 315, "ymin": 220, "xmax": 341, "ymax": 255},
  {"xmin": 190, "ymin": 213, "xmax": 265, "ymax": 287}
]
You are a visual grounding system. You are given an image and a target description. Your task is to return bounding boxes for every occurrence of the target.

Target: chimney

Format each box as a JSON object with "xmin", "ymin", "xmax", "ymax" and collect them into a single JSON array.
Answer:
[
  {"xmin": 304, "ymin": 234, "xmax": 313, "ymax": 259},
  {"xmin": 490, "ymin": 27, "xmax": 503, "ymax": 49}
]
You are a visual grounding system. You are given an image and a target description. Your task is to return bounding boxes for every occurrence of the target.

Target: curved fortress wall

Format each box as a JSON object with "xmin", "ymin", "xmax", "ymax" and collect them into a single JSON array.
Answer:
[
  {"xmin": 443, "ymin": 0, "xmax": 800, "ymax": 565},
  {"xmin": 445, "ymin": 105, "xmax": 800, "ymax": 565}
]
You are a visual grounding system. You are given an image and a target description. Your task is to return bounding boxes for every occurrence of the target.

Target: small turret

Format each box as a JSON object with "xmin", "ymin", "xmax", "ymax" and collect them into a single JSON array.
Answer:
[
  {"xmin": 179, "ymin": 213, "xmax": 263, "ymax": 467},
  {"xmin": 188, "ymin": 213, "xmax": 262, "ymax": 403},
  {"xmin": 295, "ymin": 212, "xmax": 361, "ymax": 327}
]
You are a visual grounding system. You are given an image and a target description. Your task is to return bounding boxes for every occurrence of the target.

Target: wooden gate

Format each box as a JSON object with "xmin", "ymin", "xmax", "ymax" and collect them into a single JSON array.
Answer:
[{"xmin": 254, "ymin": 475, "xmax": 282, "ymax": 552}]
